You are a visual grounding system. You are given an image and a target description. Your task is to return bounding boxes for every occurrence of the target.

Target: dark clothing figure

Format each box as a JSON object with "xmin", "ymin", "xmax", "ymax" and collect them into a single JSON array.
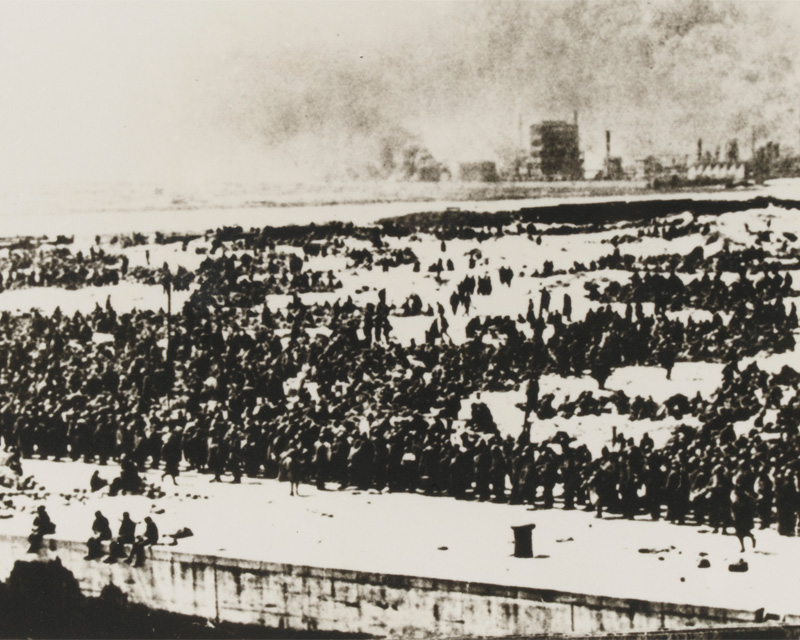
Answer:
[
  {"xmin": 27, "ymin": 506, "xmax": 55, "ymax": 553},
  {"xmin": 86, "ymin": 510, "xmax": 112, "ymax": 559},
  {"xmin": 563, "ymin": 293, "xmax": 572, "ymax": 321},
  {"xmin": 539, "ymin": 288, "xmax": 551, "ymax": 317},
  {"xmin": 524, "ymin": 378, "xmax": 540, "ymax": 424},
  {"xmin": 109, "ymin": 457, "xmax": 143, "ymax": 496},
  {"xmin": 86, "ymin": 535, "xmax": 105, "ymax": 560},
  {"xmin": 757, "ymin": 473, "xmax": 774, "ymax": 529},
  {"xmin": 313, "ymin": 441, "xmax": 330, "ymax": 490},
  {"xmin": 90, "ymin": 470, "xmax": 108, "ymax": 492},
  {"xmin": 126, "ymin": 517, "xmax": 159, "ymax": 567},
  {"xmin": 776, "ymin": 473, "xmax": 798, "ymax": 537},
  {"xmin": 162, "ymin": 431, "xmax": 182, "ymax": 485},
  {"xmin": 92, "ymin": 511, "xmax": 112, "ymax": 540},
  {"xmin": 207, "ymin": 440, "xmax": 225, "ymax": 482},
  {"xmin": 665, "ymin": 468, "xmax": 690, "ymax": 525},
  {"xmin": 117, "ymin": 512, "xmax": 136, "ymax": 544},
  {"xmin": 32, "ymin": 506, "xmax": 55, "ymax": 535},
  {"xmin": 143, "ymin": 517, "xmax": 159, "ymax": 545},
  {"xmin": 731, "ymin": 489, "xmax": 757, "ymax": 552}
]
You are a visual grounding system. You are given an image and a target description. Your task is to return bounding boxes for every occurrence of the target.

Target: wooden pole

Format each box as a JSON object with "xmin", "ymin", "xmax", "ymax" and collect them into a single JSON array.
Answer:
[{"xmin": 164, "ymin": 265, "xmax": 172, "ymax": 411}]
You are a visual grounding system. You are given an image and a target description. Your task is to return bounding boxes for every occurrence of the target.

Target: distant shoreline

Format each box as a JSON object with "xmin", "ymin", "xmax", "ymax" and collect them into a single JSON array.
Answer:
[
  {"xmin": 0, "ymin": 179, "xmax": 769, "ymax": 239},
  {"xmin": 0, "ymin": 178, "xmax": 753, "ymax": 212},
  {"xmin": 136, "ymin": 180, "xmax": 754, "ymax": 213}
]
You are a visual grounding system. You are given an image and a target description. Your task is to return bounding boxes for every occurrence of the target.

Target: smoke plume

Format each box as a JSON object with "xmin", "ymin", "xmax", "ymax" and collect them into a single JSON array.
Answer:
[{"xmin": 1, "ymin": 0, "xmax": 799, "ymax": 185}]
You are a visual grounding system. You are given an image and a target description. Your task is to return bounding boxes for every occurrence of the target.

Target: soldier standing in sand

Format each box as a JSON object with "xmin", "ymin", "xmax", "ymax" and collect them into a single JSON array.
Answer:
[
  {"xmin": 161, "ymin": 428, "xmax": 182, "ymax": 485},
  {"xmin": 731, "ymin": 488, "xmax": 757, "ymax": 552},
  {"xmin": 523, "ymin": 377, "xmax": 540, "ymax": 425}
]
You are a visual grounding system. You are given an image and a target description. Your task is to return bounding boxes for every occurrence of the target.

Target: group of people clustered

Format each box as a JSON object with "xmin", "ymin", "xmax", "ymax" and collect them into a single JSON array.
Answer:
[
  {"xmin": 4, "ymin": 210, "xmax": 800, "ymax": 558},
  {"xmin": 28, "ymin": 504, "xmax": 159, "ymax": 567}
]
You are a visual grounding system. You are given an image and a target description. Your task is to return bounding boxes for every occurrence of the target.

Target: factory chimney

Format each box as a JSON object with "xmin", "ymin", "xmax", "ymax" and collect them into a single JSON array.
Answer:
[
  {"xmin": 573, "ymin": 110, "xmax": 578, "ymax": 128},
  {"xmin": 606, "ymin": 131, "xmax": 611, "ymax": 159},
  {"xmin": 697, "ymin": 138, "xmax": 703, "ymax": 163}
]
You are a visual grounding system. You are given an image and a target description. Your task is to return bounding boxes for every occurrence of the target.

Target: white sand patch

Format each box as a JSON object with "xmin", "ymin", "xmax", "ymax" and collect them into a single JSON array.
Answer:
[
  {"xmin": 2, "ymin": 178, "xmax": 797, "ymax": 244},
  {"xmin": 5, "ymin": 458, "xmax": 800, "ymax": 616},
  {"xmin": 0, "ymin": 282, "xmax": 193, "ymax": 314},
  {"xmin": 743, "ymin": 348, "xmax": 800, "ymax": 375},
  {"xmin": 1, "ymin": 182, "xmax": 800, "ymax": 620},
  {"xmin": 458, "ymin": 381, "xmax": 699, "ymax": 456},
  {"xmin": 607, "ymin": 364, "xmax": 723, "ymax": 403}
]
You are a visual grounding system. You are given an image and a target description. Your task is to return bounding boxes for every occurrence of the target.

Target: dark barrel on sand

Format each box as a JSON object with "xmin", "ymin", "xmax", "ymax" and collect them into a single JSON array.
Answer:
[{"xmin": 511, "ymin": 524, "xmax": 536, "ymax": 558}]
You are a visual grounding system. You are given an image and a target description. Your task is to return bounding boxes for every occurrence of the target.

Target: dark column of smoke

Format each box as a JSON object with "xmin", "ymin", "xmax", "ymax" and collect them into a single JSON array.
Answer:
[{"xmin": 214, "ymin": 0, "xmax": 800, "ymax": 181}]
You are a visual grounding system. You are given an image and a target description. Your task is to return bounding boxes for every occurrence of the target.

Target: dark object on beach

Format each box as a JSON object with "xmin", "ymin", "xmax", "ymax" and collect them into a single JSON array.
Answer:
[
  {"xmin": 728, "ymin": 559, "xmax": 749, "ymax": 572},
  {"xmin": 90, "ymin": 471, "xmax": 108, "ymax": 493},
  {"xmin": 512, "ymin": 524, "xmax": 536, "ymax": 558},
  {"xmin": 166, "ymin": 527, "xmax": 194, "ymax": 545}
]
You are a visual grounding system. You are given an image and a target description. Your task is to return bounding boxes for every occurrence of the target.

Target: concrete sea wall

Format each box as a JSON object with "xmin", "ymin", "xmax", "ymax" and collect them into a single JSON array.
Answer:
[{"xmin": 0, "ymin": 534, "xmax": 768, "ymax": 638}]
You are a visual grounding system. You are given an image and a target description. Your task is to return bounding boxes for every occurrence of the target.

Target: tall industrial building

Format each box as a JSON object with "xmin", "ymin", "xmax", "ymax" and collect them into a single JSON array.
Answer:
[{"xmin": 528, "ymin": 119, "xmax": 584, "ymax": 180}]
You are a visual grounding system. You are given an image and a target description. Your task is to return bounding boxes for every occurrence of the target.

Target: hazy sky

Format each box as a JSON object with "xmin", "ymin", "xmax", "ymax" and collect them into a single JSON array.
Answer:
[{"xmin": 1, "ymin": 0, "xmax": 799, "ymax": 186}]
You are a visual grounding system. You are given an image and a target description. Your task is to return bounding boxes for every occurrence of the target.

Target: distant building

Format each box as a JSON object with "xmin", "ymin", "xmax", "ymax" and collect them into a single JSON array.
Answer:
[
  {"xmin": 526, "ymin": 120, "xmax": 584, "ymax": 181},
  {"xmin": 417, "ymin": 163, "xmax": 446, "ymax": 182},
  {"xmin": 601, "ymin": 157, "xmax": 626, "ymax": 180},
  {"xmin": 633, "ymin": 155, "xmax": 689, "ymax": 183},
  {"xmin": 598, "ymin": 131, "xmax": 627, "ymax": 180},
  {"xmin": 459, "ymin": 161, "xmax": 499, "ymax": 182},
  {"xmin": 748, "ymin": 141, "xmax": 800, "ymax": 182},
  {"xmin": 401, "ymin": 145, "xmax": 449, "ymax": 182},
  {"xmin": 687, "ymin": 162, "xmax": 746, "ymax": 183}
]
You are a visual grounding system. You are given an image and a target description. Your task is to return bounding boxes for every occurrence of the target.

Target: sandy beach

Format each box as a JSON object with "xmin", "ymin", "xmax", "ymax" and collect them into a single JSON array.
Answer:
[{"xmin": 0, "ymin": 180, "xmax": 798, "ymax": 626}]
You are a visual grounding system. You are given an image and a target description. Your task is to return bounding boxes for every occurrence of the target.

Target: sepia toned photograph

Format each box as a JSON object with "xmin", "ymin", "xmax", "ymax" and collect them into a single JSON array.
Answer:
[{"xmin": 1, "ymin": 0, "xmax": 800, "ymax": 637}]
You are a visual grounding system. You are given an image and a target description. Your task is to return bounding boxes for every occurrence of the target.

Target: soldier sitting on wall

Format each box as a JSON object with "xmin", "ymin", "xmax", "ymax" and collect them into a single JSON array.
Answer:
[
  {"xmin": 117, "ymin": 511, "xmax": 137, "ymax": 544},
  {"xmin": 125, "ymin": 516, "xmax": 159, "ymax": 567},
  {"xmin": 92, "ymin": 510, "xmax": 112, "ymax": 541},
  {"xmin": 86, "ymin": 510, "xmax": 112, "ymax": 559},
  {"xmin": 104, "ymin": 512, "xmax": 137, "ymax": 563},
  {"xmin": 26, "ymin": 505, "xmax": 55, "ymax": 553}
]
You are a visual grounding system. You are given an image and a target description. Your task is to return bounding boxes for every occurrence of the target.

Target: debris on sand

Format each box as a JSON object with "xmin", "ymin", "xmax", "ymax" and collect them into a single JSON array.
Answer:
[{"xmin": 728, "ymin": 559, "xmax": 749, "ymax": 573}]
